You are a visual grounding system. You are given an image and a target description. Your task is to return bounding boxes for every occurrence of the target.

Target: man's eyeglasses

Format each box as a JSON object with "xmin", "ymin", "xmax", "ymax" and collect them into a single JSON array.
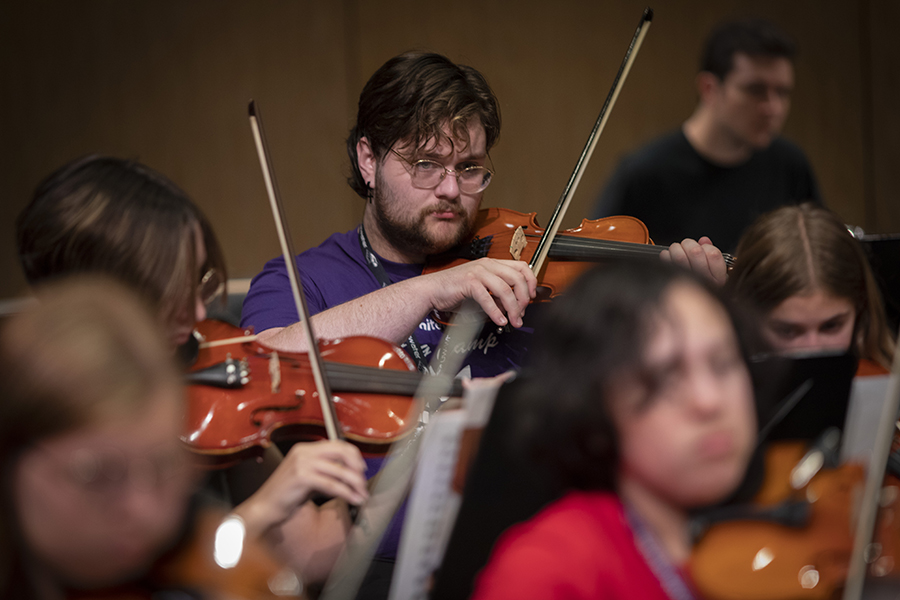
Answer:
[{"xmin": 390, "ymin": 149, "xmax": 493, "ymax": 194}]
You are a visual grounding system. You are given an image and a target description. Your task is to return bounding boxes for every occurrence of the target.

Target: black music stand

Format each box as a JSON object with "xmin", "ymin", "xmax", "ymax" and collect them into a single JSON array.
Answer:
[
  {"xmin": 859, "ymin": 233, "xmax": 900, "ymax": 334},
  {"xmin": 750, "ymin": 350, "xmax": 857, "ymax": 443},
  {"xmin": 430, "ymin": 376, "xmax": 564, "ymax": 600}
]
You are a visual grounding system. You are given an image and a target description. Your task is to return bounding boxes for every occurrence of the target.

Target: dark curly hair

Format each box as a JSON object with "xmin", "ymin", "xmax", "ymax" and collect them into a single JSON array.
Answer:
[
  {"xmin": 511, "ymin": 261, "xmax": 745, "ymax": 491},
  {"xmin": 346, "ymin": 51, "xmax": 501, "ymax": 198}
]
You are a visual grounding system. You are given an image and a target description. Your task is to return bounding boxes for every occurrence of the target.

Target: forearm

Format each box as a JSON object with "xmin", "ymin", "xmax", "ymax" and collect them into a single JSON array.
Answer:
[{"xmin": 258, "ymin": 277, "xmax": 436, "ymax": 351}]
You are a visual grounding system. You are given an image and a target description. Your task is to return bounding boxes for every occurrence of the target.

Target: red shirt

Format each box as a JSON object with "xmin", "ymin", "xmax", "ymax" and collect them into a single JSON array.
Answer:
[{"xmin": 471, "ymin": 491, "xmax": 681, "ymax": 600}]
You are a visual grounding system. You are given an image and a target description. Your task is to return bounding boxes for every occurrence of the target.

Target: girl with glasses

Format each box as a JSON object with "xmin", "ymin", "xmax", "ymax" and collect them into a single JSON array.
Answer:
[{"xmin": 14, "ymin": 156, "xmax": 368, "ymax": 590}]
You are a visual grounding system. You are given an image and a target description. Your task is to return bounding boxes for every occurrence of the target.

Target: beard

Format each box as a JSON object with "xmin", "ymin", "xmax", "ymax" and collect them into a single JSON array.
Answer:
[{"xmin": 371, "ymin": 173, "xmax": 478, "ymax": 258}]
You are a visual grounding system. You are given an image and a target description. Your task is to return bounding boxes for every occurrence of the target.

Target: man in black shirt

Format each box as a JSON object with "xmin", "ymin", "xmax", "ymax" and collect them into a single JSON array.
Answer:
[{"xmin": 592, "ymin": 19, "xmax": 821, "ymax": 253}]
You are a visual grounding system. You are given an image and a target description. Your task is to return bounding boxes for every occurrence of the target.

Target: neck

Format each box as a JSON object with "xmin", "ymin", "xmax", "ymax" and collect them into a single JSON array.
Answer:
[
  {"xmin": 361, "ymin": 208, "xmax": 424, "ymax": 264},
  {"xmin": 683, "ymin": 108, "xmax": 753, "ymax": 167},
  {"xmin": 619, "ymin": 476, "xmax": 692, "ymax": 565}
]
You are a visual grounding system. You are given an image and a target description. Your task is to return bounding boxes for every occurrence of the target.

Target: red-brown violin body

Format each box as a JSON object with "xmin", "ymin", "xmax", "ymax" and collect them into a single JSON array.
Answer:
[
  {"xmin": 183, "ymin": 320, "xmax": 425, "ymax": 465},
  {"xmin": 424, "ymin": 207, "xmax": 654, "ymax": 300},
  {"xmin": 690, "ymin": 359, "xmax": 899, "ymax": 600}
]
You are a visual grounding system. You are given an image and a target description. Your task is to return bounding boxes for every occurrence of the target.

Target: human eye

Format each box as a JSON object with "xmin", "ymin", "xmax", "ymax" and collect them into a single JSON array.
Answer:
[
  {"xmin": 414, "ymin": 160, "xmax": 441, "ymax": 172},
  {"xmin": 459, "ymin": 165, "xmax": 485, "ymax": 179},
  {"xmin": 770, "ymin": 322, "xmax": 802, "ymax": 340},
  {"xmin": 775, "ymin": 86, "xmax": 792, "ymax": 100},
  {"xmin": 710, "ymin": 347, "xmax": 742, "ymax": 376},
  {"xmin": 68, "ymin": 452, "xmax": 127, "ymax": 492},
  {"xmin": 820, "ymin": 315, "xmax": 849, "ymax": 334},
  {"xmin": 743, "ymin": 83, "xmax": 768, "ymax": 100}
]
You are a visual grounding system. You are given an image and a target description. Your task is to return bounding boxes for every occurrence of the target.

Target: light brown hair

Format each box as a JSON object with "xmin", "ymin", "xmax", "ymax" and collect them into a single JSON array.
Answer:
[
  {"xmin": 16, "ymin": 156, "xmax": 226, "ymax": 330},
  {"xmin": 0, "ymin": 276, "xmax": 181, "ymax": 599},
  {"xmin": 726, "ymin": 203, "xmax": 895, "ymax": 367}
]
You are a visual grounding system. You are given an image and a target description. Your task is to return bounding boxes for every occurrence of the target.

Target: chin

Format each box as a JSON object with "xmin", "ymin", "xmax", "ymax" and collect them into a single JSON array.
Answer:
[
  {"xmin": 681, "ymin": 465, "xmax": 748, "ymax": 507},
  {"xmin": 749, "ymin": 131, "xmax": 777, "ymax": 150},
  {"xmin": 424, "ymin": 225, "xmax": 473, "ymax": 255},
  {"xmin": 60, "ymin": 558, "xmax": 151, "ymax": 592}
]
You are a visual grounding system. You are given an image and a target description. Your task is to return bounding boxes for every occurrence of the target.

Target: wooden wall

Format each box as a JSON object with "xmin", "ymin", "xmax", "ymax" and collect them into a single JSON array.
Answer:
[{"xmin": 2, "ymin": 0, "xmax": 896, "ymax": 300}]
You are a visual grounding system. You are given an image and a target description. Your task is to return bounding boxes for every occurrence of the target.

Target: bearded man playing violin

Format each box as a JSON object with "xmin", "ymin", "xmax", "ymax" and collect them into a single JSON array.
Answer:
[
  {"xmin": 242, "ymin": 51, "xmax": 729, "ymax": 378},
  {"xmin": 240, "ymin": 51, "xmax": 729, "ymax": 599}
]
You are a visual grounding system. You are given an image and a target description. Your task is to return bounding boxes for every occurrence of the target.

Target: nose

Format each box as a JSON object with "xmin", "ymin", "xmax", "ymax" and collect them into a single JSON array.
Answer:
[
  {"xmin": 687, "ymin": 370, "xmax": 726, "ymax": 418},
  {"xmin": 762, "ymin": 89, "xmax": 788, "ymax": 118},
  {"xmin": 433, "ymin": 168, "xmax": 460, "ymax": 199},
  {"xmin": 116, "ymin": 484, "xmax": 179, "ymax": 546},
  {"xmin": 194, "ymin": 296, "xmax": 207, "ymax": 325}
]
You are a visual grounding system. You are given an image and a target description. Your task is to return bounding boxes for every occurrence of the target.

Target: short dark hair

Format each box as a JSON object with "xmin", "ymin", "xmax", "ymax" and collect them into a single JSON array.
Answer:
[
  {"xmin": 346, "ymin": 52, "xmax": 501, "ymax": 198},
  {"xmin": 701, "ymin": 19, "xmax": 796, "ymax": 80},
  {"xmin": 510, "ymin": 262, "xmax": 745, "ymax": 491},
  {"xmin": 16, "ymin": 155, "xmax": 226, "ymax": 328}
]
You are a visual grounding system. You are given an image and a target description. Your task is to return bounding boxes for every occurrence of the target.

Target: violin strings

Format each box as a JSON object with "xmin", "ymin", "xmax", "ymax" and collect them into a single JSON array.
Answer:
[{"xmin": 530, "ymin": 234, "xmax": 735, "ymax": 267}]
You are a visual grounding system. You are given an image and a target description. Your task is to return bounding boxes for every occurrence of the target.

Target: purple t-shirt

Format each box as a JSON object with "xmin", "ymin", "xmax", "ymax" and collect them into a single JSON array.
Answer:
[
  {"xmin": 241, "ymin": 227, "xmax": 533, "ymax": 378},
  {"xmin": 241, "ymin": 227, "xmax": 536, "ymax": 559}
]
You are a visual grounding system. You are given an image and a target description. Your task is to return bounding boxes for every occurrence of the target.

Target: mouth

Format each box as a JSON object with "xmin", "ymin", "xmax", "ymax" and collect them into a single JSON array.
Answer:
[
  {"xmin": 428, "ymin": 206, "xmax": 464, "ymax": 220},
  {"xmin": 697, "ymin": 431, "xmax": 736, "ymax": 459},
  {"xmin": 171, "ymin": 328, "xmax": 194, "ymax": 347}
]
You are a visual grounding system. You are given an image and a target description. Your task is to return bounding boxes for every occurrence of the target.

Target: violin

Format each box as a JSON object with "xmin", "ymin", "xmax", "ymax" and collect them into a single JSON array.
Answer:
[
  {"xmin": 182, "ymin": 319, "xmax": 463, "ymax": 465},
  {"xmin": 424, "ymin": 208, "xmax": 654, "ymax": 300},
  {"xmin": 689, "ymin": 359, "xmax": 900, "ymax": 600},
  {"xmin": 68, "ymin": 505, "xmax": 305, "ymax": 599}
]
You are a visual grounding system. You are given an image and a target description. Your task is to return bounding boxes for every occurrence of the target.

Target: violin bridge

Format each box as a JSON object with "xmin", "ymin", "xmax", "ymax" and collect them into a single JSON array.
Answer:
[
  {"xmin": 269, "ymin": 351, "xmax": 282, "ymax": 394},
  {"xmin": 509, "ymin": 226, "xmax": 527, "ymax": 261}
]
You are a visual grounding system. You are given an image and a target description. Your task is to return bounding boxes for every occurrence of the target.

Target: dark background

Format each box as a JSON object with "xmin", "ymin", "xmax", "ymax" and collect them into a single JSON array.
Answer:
[{"xmin": 2, "ymin": 0, "xmax": 897, "ymax": 299}]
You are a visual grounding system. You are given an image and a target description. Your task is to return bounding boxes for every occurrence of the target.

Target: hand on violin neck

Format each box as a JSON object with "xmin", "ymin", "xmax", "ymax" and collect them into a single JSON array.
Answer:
[
  {"xmin": 660, "ymin": 237, "xmax": 728, "ymax": 286},
  {"xmin": 420, "ymin": 257, "xmax": 537, "ymax": 328},
  {"xmin": 233, "ymin": 440, "xmax": 368, "ymax": 540}
]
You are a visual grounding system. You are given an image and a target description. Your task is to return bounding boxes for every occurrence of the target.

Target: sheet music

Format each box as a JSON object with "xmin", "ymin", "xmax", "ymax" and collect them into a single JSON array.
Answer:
[
  {"xmin": 390, "ymin": 379, "xmax": 504, "ymax": 600},
  {"xmin": 841, "ymin": 374, "xmax": 892, "ymax": 463}
]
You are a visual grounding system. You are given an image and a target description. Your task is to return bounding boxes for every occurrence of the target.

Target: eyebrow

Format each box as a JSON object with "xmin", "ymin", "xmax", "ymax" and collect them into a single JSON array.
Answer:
[
  {"xmin": 416, "ymin": 147, "xmax": 486, "ymax": 162},
  {"xmin": 768, "ymin": 310, "xmax": 853, "ymax": 328}
]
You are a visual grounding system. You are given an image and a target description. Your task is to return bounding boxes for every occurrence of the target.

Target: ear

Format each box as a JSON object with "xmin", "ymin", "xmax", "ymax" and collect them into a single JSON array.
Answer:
[
  {"xmin": 357, "ymin": 136, "xmax": 377, "ymax": 188},
  {"xmin": 695, "ymin": 71, "xmax": 721, "ymax": 105}
]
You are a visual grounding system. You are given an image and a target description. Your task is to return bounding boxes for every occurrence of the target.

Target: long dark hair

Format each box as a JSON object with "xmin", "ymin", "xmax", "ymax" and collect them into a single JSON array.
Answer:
[
  {"xmin": 512, "ymin": 261, "xmax": 745, "ymax": 491},
  {"xmin": 16, "ymin": 155, "xmax": 226, "ymax": 328}
]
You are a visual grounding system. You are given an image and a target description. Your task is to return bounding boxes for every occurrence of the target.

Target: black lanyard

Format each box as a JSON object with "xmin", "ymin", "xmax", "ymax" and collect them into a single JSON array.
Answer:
[{"xmin": 357, "ymin": 225, "xmax": 431, "ymax": 373}]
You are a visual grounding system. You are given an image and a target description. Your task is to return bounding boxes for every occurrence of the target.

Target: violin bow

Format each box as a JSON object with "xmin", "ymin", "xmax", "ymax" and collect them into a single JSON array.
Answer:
[
  {"xmin": 529, "ymin": 7, "xmax": 652, "ymax": 276},
  {"xmin": 842, "ymin": 325, "xmax": 900, "ymax": 600},
  {"xmin": 319, "ymin": 304, "xmax": 484, "ymax": 600},
  {"xmin": 323, "ymin": 8, "xmax": 654, "ymax": 597},
  {"xmin": 249, "ymin": 101, "xmax": 484, "ymax": 600},
  {"xmin": 248, "ymin": 100, "xmax": 341, "ymax": 442}
]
